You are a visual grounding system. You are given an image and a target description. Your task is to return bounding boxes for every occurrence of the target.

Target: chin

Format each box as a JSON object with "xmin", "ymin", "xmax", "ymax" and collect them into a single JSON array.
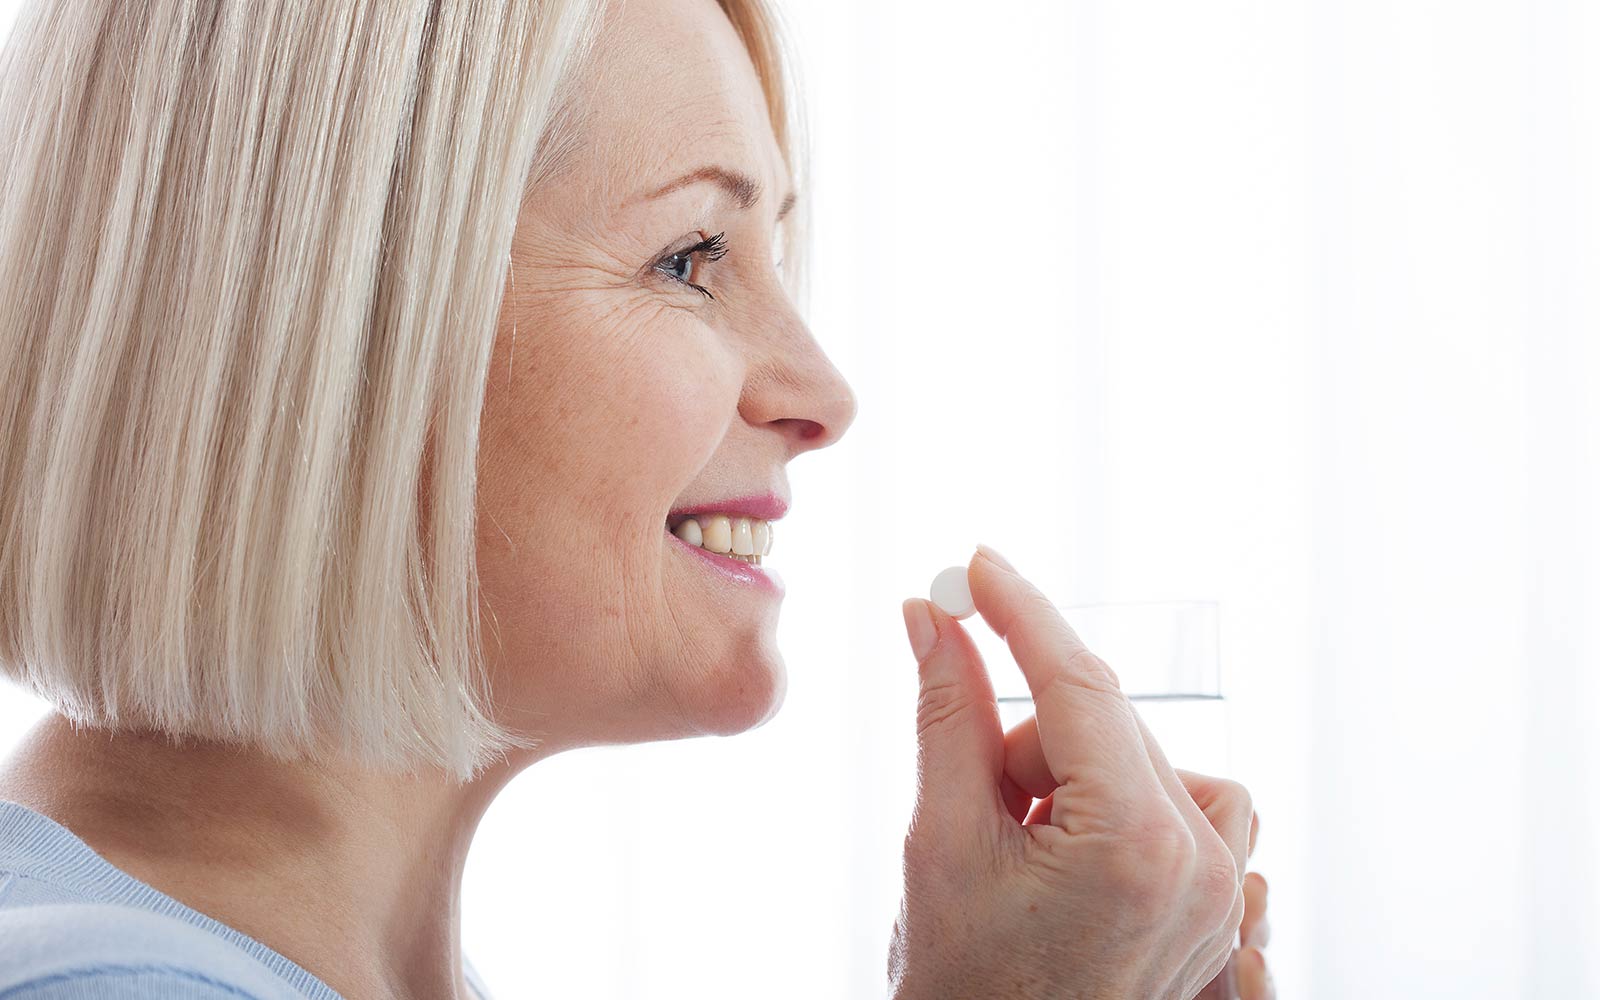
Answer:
[{"xmin": 686, "ymin": 645, "xmax": 788, "ymax": 737}]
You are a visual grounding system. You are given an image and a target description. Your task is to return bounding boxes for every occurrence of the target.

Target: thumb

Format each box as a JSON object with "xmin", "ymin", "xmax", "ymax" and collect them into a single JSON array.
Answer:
[{"xmin": 901, "ymin": 597, "xmax": 1007, "ymax": 842}]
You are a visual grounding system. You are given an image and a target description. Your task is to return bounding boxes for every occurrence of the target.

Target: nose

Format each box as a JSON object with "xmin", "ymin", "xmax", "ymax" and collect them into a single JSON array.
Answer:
[{"xmin": 738, "ymin": 311, "xmax": 858, "ymax": 455}]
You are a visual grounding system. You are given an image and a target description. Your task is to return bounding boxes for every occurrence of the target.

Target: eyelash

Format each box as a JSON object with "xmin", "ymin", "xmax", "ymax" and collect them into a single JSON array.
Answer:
[{"xmin": 654, "ymin": 231, "xmax": 730, "ymax": 301}]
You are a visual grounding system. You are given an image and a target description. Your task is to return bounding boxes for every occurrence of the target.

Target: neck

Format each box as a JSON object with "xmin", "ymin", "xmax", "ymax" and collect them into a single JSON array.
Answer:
[{"xmin": 0, "ymin": 712, "xmax": 530, "ymax": 1000}]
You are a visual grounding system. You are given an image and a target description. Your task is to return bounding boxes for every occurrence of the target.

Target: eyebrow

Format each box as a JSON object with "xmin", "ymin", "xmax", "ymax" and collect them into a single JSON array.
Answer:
[{"xmin": 638, "ymin": 165, "xmax": 797, "ymax": 221}]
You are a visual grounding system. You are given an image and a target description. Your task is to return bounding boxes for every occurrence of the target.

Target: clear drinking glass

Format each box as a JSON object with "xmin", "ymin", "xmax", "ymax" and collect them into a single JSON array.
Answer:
[{"xmin": 992, "ymin": 600, "xmax": 1230, "ymax": 775}]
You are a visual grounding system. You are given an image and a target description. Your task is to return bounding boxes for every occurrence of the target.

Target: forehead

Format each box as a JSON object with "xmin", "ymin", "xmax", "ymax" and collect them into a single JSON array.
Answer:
[{"xmin": 561, "ymin": 0, "xmax": 788, "ymax": 205}]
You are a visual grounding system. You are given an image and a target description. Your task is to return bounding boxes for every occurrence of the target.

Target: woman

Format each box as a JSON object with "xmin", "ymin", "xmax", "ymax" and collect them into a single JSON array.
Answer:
[{"xmin": 0, "ymin": 0, "xmax": 1274, "ymax": 997}]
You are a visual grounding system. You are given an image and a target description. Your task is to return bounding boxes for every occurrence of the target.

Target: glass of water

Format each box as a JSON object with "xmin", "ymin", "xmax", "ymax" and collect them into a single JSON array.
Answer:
[{"xmin": 992, "ymin": 600, "xmax": 1229, "ymax": 776}]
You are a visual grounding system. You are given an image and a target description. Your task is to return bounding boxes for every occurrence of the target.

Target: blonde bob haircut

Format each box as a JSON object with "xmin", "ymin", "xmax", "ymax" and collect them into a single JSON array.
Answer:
[{"xmin": 0, "ymin": 0, "xmax": 810, "ymax": 783}]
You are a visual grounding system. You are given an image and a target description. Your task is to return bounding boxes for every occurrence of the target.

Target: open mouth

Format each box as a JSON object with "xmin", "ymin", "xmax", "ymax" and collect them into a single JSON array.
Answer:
[{"xmin": 664, "ymin": 511, "xmax": 771, "ymax": 566}]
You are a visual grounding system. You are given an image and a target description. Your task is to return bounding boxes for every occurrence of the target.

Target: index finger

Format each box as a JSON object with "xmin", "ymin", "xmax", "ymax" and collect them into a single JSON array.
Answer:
[
  {"xmin": 1004, "ymin": 703, "xmax": 1256, "ymax": 886},
  {"xmin": 968, "ymin": 547, "xmax": 1172, "ymax": 833}
]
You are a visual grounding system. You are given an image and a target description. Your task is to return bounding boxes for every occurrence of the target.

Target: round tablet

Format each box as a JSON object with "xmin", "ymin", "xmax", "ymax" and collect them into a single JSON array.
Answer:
[{"xmin": 929, "ymin": 565, "xmax": 976, "ymax": 619}]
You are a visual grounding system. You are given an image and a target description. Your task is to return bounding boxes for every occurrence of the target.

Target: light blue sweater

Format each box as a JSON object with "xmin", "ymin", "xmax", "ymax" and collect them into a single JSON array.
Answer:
[{"xmin": 0, "ymin": 800, "xmax": 494, "ymax": 999}]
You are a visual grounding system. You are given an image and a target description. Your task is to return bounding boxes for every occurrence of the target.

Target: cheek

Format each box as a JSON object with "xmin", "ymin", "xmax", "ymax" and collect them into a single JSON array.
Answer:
[
  {"xmin": 471, "ymin": 291, "xmax": 749, "ymax": 721},
  {"xmin": 582, "ymin": 301, "xmax": 739, "ymax": 507},
  {"xmin": 630, "ymin": 347, "xmax": 737, "ymax": 487},
  {"xmin": 486, "ymin": 293, "xmax": 735, "ymax": 506}
]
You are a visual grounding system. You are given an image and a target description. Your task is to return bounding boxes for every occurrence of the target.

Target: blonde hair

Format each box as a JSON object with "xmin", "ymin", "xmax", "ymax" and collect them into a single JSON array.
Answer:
[{"xmin": 0, "ymin": 0, "xmax": 808, "ymax": 783}]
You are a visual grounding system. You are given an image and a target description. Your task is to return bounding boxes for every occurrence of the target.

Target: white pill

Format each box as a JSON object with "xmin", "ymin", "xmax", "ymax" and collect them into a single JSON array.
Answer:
[{"xmin": 930, "ymin": 565, "xmax": 976, "ymax": 620}]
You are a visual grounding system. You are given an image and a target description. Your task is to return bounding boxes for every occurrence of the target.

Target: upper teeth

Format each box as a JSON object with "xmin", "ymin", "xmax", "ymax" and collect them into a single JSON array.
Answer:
[{"xmin": 671, "ymin": 514, "xmax": 773, "ymax": 557}]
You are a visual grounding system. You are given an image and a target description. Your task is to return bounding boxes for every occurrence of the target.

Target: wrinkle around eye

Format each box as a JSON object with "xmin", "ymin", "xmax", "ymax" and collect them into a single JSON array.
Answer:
[
  {"xmin": 598, "ymin": 294, "xmax": 718, "ymax": 370},
  {"xmin": 503, "ymin": 226, "xmax": 722, "ymax": 325},
  {"xmin": 509, "ymin": 216, "xmax": 650, "ymax": 284},
  {"xmin": 511, "ymin": 243, "xmax": 640, "ymax": 287}
]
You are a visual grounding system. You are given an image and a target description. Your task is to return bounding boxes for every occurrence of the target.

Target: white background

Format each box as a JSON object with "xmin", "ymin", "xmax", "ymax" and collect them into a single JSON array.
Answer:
[{"xmin": 3, "ymin": 1, "xmax": 1598, "ymax": 998}]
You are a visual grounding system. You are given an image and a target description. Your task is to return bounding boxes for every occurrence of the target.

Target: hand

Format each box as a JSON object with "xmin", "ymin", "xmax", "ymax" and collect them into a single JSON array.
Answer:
[
  {"xmin": 890, "ymin": 546, "xmax": 1252, "ymax": 1000},
  {"xmin": 1193, "ymin": 870, "xmax": 1274, "ymax": 999},
  {"xmin": 1003, "ymin": 717, "xmax": 1277, "ymax": 1000}
]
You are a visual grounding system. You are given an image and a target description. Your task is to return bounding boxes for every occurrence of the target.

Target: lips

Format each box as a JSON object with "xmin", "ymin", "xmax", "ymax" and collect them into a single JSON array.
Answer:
[{"xmin": 666, "ymin": 491, "xmax": 789, "ymax": 530}]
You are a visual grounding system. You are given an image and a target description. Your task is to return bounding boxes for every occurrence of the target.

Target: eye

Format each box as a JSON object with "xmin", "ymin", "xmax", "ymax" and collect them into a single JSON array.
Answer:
[{"xmin": 653, "ymin": 231, "xmax": 729, "ymax": 301}]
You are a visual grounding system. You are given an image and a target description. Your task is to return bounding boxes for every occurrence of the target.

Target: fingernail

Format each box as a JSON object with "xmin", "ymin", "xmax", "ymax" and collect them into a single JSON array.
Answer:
[
  {"xmin": 975, "ymin": 542, "xmax": 1016, "ymax": 573},
  {"xmin": 901, "ymin": 598, "xmax": 938, "ymax": 661}
]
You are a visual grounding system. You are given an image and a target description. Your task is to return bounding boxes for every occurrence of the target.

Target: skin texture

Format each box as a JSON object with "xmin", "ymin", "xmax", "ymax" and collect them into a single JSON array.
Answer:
[
  {"xmin": 1002, "ymin": 716, "xmax": 1274, "ymax": 997},
  {"xmin": 0, "ymin": 1, "xmax": 852, "ymax": 999}
]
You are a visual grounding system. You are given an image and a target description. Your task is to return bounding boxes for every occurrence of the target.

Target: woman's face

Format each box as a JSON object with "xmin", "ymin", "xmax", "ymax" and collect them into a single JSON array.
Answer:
[{"xmin": 473, "ymin": 0, "xmax": 856, "ymax": 755}]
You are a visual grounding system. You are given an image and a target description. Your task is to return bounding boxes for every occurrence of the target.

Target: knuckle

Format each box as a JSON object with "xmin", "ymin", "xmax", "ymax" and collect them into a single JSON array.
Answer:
[
  {"xmin": 1217, "ymin": 777, "xmax": 1253, "ymax": 818},
  {"xmin": 914, "ymin": 679, "xmax": 982, "ymax": 740},
  {"xmin": 1019, "ymin": 587, "xmax": 1062, "ymax": 621},
  {"xmin": 1193, "ymin": 834, "xmax": 1243, "ymax": 924},
  {"xmin": 1197, "ymin": 848, "xmax": 1241, "ymax": 907},
  {"xmin": 1109, "ymin": 815, "xmax": 1197, "ymax": 909},
  {"xmin": 1048, "ymin": 646, "xmax": 1123, "ymax": 698}
]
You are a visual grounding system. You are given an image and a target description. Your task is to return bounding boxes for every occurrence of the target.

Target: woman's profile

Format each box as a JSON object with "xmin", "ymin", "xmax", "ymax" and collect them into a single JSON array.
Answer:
[{"xmin": 0, "ymin": 0, "xmax": 1273, "ymax": 997}]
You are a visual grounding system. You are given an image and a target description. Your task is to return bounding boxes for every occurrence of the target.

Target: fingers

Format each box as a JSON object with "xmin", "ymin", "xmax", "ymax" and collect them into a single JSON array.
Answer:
[
  {"xmin": 1172, "ymin": 764, "xmax": 1253, "ymax": 893},
  {"xmin": 1004, "ymin": 683, "xmax": 1256, "ymax": 904},
  {"xmin": 1241, "ymin": 872, "xmax": 1270, "ymax": 950},
  {"xmin": 901, "ymin": 598, "xmax": 1010, "ymax": 842},
  {"xmin": 1237, "ymin": 875, "xmax": 1276, "ymax": 1000},
  {"xmin": 1001, "ymin": 713, "xmax": 1054, "ymax": 800},
  {"xmin": 1007, "ymin": 707, "xmax": 1212, "ymax": 845},
  {"xmin": 1236, "ymin": 946, "xmax": 1275, "ymax": 1000},
  {"xmin": 967, "ymin": 548, "xmax": 1171, "ymax": 834},
  {"xmin": 1006, "ymin": 700, "xmax": 1262, "ymax": 868},
  {"xmin": 999, "ymin": 770, "xmax": 1033, "ymax": 825}
]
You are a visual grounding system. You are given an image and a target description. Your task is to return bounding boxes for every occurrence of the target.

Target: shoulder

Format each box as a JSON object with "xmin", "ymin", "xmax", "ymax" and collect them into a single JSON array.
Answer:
[{"xmin": 0, "ymin": 903, "xmax": 311, "ymax": 999}]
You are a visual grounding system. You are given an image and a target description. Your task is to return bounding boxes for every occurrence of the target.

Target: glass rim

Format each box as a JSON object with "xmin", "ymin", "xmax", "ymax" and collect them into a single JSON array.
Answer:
[
  {"xmin": 1058, "ymin": 598, "xmax": 1220, "ymax": 612},
  {"xmin": 991, "ymin": 598, "xmax": 1224, "ymax": 700}
]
